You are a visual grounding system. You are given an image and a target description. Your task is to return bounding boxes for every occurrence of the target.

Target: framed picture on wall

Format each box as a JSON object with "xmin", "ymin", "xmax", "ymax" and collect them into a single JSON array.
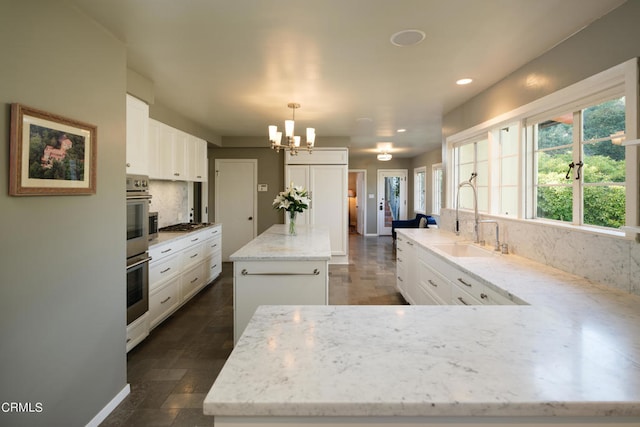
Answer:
[{"xmin": 9, "ymin": 103, "xmax": 97, "ymax": 196}]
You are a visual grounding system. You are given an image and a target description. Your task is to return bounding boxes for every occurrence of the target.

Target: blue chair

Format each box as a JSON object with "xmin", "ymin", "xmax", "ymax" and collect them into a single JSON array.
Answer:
[{"xmin": 392, "ymin": 214, "xmax": 436, "ymax": 240}]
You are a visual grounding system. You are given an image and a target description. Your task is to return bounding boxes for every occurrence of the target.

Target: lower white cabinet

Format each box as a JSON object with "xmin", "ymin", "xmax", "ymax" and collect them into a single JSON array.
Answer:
[
  {"xmin": 148, "ymin": 224, "xmax": 222, "ymax": 331},
  {"xmin": 233, "ymin": 259, "xmax": 328, "ymax": 344},
  {"xmin": 126, "ymin": 312, "xmax": 149, "ymax": 352},
  {"xmin": 396, "ymin": 231, "xmax": 516, "ymax": 306}
]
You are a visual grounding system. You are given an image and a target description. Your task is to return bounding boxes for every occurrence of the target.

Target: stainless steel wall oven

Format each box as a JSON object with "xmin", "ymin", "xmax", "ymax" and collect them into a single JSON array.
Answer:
[{"xmin": 126, "ymin": 174, "xmax": 151, "ymax": 325}]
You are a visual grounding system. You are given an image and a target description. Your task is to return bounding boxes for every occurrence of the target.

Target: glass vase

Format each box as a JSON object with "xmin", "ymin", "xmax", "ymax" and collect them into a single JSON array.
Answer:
[{"xmin": 288, "ymin": 210, "xmax": 297, "ymax": 235}]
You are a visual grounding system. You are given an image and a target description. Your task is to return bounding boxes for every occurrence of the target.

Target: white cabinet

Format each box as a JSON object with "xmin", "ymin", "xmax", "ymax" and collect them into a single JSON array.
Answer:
[
  {"xmin": 187, "ymin": 135, "xmax": 207, "ymax": 182},
  {"xmin": 396, "ymin": 234, "xmax": 417, "ymax": 303},
  {"xmin": 148, "ymin": 224, "xmax": 222, "ymax": 331},
  {"xmin": 126, "ymin": 94, "xmax": 149, "ymax": 175},
  {"xmin": 285, "ymin": 148, "xmax": 348, "ymax": 259},
  {"xmin": 126, "ymin": 312, "xmax": 149, "ymax": 352},
  {"xmin": 396, "ymin": 231, "xmax": 516, "ymax": 306},
  {"xmin": 148, "ymin": 119, "xmax": 206, "ymax": 182},
  {"xmin": 233, "ymin": 259, "xmax": 328, "ymax": 344}
]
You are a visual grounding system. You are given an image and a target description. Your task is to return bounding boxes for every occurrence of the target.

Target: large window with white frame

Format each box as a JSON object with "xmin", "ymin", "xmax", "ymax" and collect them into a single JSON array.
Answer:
[
  {"xmin": 527, "ymin": 95, "xmax": 626, "ymax": 228},
  {"xmin": 446, "ymin": 58, "xmax": 637, "ymax": 236},
  {"xmin": 413, "ymin": 166, "xmax": 426, "ymax": 214}
]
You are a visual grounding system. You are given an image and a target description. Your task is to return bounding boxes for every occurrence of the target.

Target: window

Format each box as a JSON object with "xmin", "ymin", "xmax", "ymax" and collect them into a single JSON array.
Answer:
[
  {"xmin": 414, "ymin": 167, "xmax": 426, "ymax": 214},
  {"xmin": 432, "ymin": 163, "xmax": 443, "ymax": 215},
  {"xmin": 453, "ymin": 138, "xmax": 488, "ymax": 213},
  {"xmin": 530, "ymin": 96, "xmax": 626, "ymax": 228},
  {"xmin": 447, "ymin": 59, "xmax": 637, "ymax": 236}
]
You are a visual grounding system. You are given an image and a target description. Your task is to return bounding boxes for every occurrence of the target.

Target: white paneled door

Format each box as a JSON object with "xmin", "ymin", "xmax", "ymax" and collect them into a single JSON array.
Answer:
[{"xmin": 214, "ymin": 159, "xmax": 257, "ymax": 261}]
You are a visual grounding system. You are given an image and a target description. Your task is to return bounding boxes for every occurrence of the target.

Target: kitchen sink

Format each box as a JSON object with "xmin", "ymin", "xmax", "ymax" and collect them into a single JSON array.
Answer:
[{"xmin": 432, "ymin": 243, "xmax": 494, "ymax": 258}]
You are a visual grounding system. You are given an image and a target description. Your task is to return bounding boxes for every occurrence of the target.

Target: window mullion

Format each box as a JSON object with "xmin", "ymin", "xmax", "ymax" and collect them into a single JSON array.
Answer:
[{"xmin": 573, "ymin": 111, "xmax": 583, "ymax": 225}]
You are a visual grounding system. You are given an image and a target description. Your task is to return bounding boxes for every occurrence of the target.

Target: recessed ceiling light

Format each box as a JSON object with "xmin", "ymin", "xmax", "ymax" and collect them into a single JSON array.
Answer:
[
  {"xmin": 456, "ymin": 78, "xmax": 473, "ymax": 85},
  {"xmin": 390, "ymin": 29, "xmax": 426, "ymax": 47},
  {"xmin": 397, "ymin": 128, "xmax": 406, "ymax": 133}
]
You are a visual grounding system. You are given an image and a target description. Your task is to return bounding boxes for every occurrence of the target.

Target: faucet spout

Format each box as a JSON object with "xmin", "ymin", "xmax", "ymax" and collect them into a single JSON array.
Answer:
[
  {"xmin": 455, "ymin": 177, "xmax": 479, "ymax": 242},
  {"xmin": 479, "ymin": 220, "xmax": 500, "ymax": 251}
]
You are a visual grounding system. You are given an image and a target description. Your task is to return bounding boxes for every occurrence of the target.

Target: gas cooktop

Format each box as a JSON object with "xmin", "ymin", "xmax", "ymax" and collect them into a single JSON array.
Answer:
[{"xmin": 159, "ymin": 223, "xmax": 212, "ymax": 232}]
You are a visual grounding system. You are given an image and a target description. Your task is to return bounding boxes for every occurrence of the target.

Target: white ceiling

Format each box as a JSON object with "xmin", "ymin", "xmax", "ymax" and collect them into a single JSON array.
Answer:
[{"xmin": 71, "ymin": 0, "xmax": 625, "ymax": 157}]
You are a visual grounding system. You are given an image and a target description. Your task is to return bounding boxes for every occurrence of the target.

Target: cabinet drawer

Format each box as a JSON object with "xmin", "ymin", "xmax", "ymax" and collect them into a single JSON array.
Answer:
[
  {"xmin": 203, "ymin": 236, "xmax": 221, "ymax": 257},
  {"xmin": 451, "ymin": 284, "xmax": 481, "ymax": 306},
  {"xmin": 201, "ymin": 226, "xmax": 222, "ymax": 240},
  {"xmin": 149, "ymin": 238, "xmax": 186, "ymax": 262},
  {"xmin": 182, "ymin": 241, "xmax": 205, "ymax": 269},
  {"xmin": 149, "ymin": 253, "xmax": 181, "ymax": 288},
  {"xmin": 181, "ymin": 262, "xmax": 206, "ymax": 301},
  {"xmin": 418, "ymin": 260, "xmax": 451, "ymax": 304},
  {"xmin": 205, "ymin": 252, "xmax": 222, "ymax": 282},
  {"xmin": 149, "ymin": 279, "xmax": 180, "ymax": 329},
  {"xmin": 126, "ymin": 313, "xmax": 149, "ymax": 353},
  {"xmin": 413, "ymin": 280, "xmax": 444, "ymax": 305}
]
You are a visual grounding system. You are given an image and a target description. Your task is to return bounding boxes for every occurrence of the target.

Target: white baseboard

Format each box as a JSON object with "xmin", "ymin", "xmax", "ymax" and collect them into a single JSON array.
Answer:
[{"xmin": 86, "ymin": 384, "xmax": 130, "ymax": 427}]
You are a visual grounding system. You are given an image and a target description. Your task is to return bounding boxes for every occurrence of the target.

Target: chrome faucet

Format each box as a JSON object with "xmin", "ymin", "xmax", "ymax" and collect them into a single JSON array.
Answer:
[
  {"xmin": 479, "ymin": 220, "xmax": 500, "ymax": 251},
  {"xmin": 455, "ymin": 173, "xmax": 479, "ymax": 243}
]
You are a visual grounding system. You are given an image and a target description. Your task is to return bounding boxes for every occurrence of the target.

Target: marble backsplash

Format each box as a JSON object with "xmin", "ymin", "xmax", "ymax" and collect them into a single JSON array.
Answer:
[
  {"xmin": 440, "ymin": 208, "xmax": 640, "ymax": 296},
  {"xmin": 148, "ymin": 180, "xmax": 189, "ymax": 228}
]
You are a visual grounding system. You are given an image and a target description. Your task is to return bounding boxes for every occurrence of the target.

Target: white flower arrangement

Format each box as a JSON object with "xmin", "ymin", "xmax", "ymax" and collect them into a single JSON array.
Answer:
[{"xmin": 272, "ymin": 182, "xmax": 310, "ymax": 213}]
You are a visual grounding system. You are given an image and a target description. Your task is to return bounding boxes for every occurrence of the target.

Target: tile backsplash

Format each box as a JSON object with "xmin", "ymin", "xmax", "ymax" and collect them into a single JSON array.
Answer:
[
  {"xmin": 440, "ymin": 208, "xmax": 640, "ymax": 297},
  {"xmin": 148, "ymin": 180, "xmax": 189, "ymax": 228}
]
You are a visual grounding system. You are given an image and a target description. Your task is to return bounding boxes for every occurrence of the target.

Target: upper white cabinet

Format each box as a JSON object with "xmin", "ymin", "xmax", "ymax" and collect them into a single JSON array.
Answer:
[
  {"xmin": 187, "ymin": 135, "xmax": 208, "ymax": 182},
  {"xmin": 148, "ymin": 119, "xmax": 207, "ymax": 182},
  {"xmin": 126, "ymin": 94, "xmax": 149, "ymax": 175},
  {"xmin": 285, "ymin": 148, "xmax": 348, "ymax": 260}
]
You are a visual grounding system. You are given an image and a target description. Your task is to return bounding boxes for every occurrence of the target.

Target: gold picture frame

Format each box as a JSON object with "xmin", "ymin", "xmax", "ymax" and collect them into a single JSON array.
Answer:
[{"xmin": 9, "ymin": 103, "xmax": 97, "ymax": 196}]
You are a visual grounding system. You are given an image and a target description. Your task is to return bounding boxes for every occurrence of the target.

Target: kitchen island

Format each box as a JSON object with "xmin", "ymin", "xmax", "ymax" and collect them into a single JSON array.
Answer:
[
  {"xmin": 205, "ymin": 229, "xmax": 640, "ymax": 426},
  {"xmin": 229, "ymin": 224, "xmax": 331, "ymax": 343}
]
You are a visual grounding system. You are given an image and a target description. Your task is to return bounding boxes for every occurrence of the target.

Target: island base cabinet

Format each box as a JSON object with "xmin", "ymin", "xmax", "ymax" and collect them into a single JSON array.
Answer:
[{"xmin": 233, "ymin": 260, "xmax": 328, "ymax": 343}]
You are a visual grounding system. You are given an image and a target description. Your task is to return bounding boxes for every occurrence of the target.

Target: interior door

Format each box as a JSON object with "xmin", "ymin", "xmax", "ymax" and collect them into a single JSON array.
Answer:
[
  {"xmin": 214, "ymin": 159, "xmax": 257, "ymax": 261},
  {"xmin": 377, "ymin": 169, "xmax": 407, "ymax": 235}
]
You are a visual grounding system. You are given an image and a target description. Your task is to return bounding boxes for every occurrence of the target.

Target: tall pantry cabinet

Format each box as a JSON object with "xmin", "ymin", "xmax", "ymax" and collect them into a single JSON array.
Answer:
[{"xmin": 285, "ymin": 148, "xmax": 348, "ymax": 262}]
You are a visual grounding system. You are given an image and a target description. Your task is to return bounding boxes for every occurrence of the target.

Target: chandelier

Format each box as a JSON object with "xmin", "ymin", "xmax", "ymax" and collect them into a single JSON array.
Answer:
[
  {"xmin": 269, "ymin": 103, "xmax": 315, "ymax": 155},
  {"xmin": 377, "ymin": 152, "xmax": 392, "ymax": 161}
]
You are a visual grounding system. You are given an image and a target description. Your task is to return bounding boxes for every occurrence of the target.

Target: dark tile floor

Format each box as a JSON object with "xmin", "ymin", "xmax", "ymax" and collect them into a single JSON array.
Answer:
[{"xmin": 101, "ymin": 233, "xmax": 405, "ymax": 426}]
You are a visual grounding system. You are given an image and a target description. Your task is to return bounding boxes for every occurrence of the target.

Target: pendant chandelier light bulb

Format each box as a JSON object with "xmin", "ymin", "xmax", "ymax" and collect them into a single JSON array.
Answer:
[{"xmin": 269, "ymin": 103, "xmax": 315, "ymax": 155}]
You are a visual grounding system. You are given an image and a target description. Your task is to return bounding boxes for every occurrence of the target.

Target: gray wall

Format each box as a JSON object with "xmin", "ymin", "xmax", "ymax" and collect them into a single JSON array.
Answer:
[
  {"xmin": 0, "ymin": 1, "xmax": 127, "ymax": 426},
  {"xmin": 208, "ymin": 143, "xmax": 285, "ymax": 235}
]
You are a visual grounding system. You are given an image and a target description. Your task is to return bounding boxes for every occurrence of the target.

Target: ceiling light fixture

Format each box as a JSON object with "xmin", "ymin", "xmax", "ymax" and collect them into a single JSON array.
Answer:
[
  {"xmin": 269, "ymin": 103, "xmax": 315, "ymax": 155},
  {"xmin": 377, "ymin": 152, "xmax": 392, "ymax": 161},
  {"xmin": 397, "ymin": 128, "xmax": 406, "ymax": 133},
  {"xmin": 456, "ymin": 78, "xmax": 473, "ymax": 85}
]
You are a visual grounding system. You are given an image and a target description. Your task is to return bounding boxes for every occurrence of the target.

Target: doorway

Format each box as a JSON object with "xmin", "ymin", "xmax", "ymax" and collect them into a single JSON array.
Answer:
[
  {"xmin": 348, "ymin": 170, "xmax": 366, "ymax": 235},
  {"xmin": 377, "ymin": 169, "xmax": 407, "ymax": 236},
  {"xmin": 214, "ymin": 159, "xmax": 257, "ymax": 261}
]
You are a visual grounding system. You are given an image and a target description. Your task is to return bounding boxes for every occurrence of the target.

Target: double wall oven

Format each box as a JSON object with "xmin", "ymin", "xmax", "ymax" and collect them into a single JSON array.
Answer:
[{"xmin": 126, "ymin": 174, "xmax": 152, "ymax": 325}]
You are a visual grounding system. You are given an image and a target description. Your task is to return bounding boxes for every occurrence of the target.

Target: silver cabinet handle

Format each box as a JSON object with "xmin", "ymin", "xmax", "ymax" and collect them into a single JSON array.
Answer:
[
  {"xmin": 161, "ymin": 296, "xmax": 171, "ymax": 304},
  {"xmin": 457, "ymin": 297, "xmax": 470, "ymax": 305},
  {"xmin": 161, "ymin": 248, "xmax": 172, "ymax": 254},
  {"xmin": 480, "ymin": 293, "xmax": 488, "ymax": 300},
  {"xmin": 190, "ymin": 277, "xmax": 199, "ymax": 283},
  {"xmin": 428, "ymin": 279, "xmax": 437, "ymax": 288},
  {"xmin": 190, "ymin": 253, "xmax": 198, "ymax": 258},
  {"xmin": 191, "ymin": 237, "xmax": 199, "ymax": 242},
  {"xmin": 457, "ymin": 278, "xmax": 472, "ymax": 287},
  {"xmin": 407, "ymin": 241, "xmax": 414, "ymax": 246},
  {"xmin": 397, "ymin": 276, "xmax": 403, "ymax": 282},
  {"xmin": 160, "ymin": 267, "xmax": 171, "ymax": 274},
  {"xmin": 241, "ymin": 268, "xmax": 320, "ymax": 276},
  {"xmin": 397, "ymin": 247, "xmax": 403, "ymax": 252}
]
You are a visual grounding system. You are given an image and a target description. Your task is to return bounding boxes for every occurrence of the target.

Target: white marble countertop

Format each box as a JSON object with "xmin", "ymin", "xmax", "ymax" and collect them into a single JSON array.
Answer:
[
  {"xmin": 204, "ymin": 229, "xmax": 640, "ymax": 418},
  {"xmin": 229, "ymin": 224, "xmax": 331, "ymax": 261}
]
